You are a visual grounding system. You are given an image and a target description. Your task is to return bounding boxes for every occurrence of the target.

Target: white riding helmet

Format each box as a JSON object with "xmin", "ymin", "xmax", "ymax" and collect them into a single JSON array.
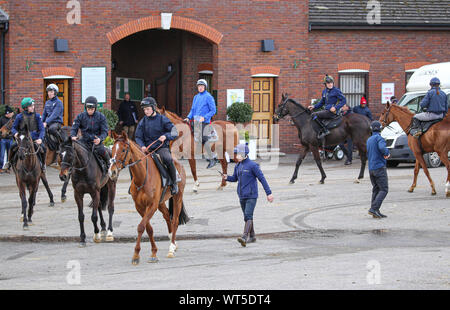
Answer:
[
  {"xmin": 46, "ymin": 83, "xmax": 59, "ymax": 94},
  {"xmin": 196, "ymin": 79, "xmax": 208, "ymax": 88}
]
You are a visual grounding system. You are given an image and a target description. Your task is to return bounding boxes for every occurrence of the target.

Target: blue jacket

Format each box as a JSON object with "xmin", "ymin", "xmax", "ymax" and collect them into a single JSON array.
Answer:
[
  {"xmin": 187, "ymin": 91, "xmax": 216, "ymax": 123},
  {"xmin": 70, "ymin": 111, "xmax": 108, "ymax": 144},
  {"xmin": 367, "ymin": 132, "xmax": 390, "ymax": 171},
  {"xmin": 135, "ymin": 113, "xmax": 178, "ymax": 151},
  {"xmin": 42, "ymin": 97, "xmax": 64, "ymax": 125},
  {"xmin": 226, "ymin": 158, "xmax": 272, "ymax": 199},
  {"xmin": 314, "ymin": 87, "xmax": 346, "ymax": 112},
  {"xmin": 419, "ymin": 87, "xmax": 448, "ymax": 115},
  {"xmin": 11, "ymin": 112, "xmax": 45, "ymax": 141},
  {"xmin": 352, "ymin": 105, "xmax": 373, "ymax": 120}
]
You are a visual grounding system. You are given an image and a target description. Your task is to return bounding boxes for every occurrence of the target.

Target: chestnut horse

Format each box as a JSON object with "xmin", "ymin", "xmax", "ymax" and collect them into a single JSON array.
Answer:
[
  {"xmin": 157, "ymin": 107, "xmax": 239, "ymax": 192},
  {"xmin": 380, "ymin": 102, "xmax": 450, "ymax": 197},
  {"xmin": 108, "ymin": 131, "xmax": 189, "ymax": 265}
]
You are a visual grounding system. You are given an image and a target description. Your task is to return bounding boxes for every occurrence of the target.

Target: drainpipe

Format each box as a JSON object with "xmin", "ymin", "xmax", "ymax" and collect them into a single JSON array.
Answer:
[{"xmin": 1, "ymin": 21, "xmax": 8, "ymax": 106}]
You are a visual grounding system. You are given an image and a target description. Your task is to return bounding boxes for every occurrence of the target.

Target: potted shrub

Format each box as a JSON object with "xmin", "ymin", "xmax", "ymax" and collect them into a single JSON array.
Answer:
[
  {"xmin": 97, "ymin": 107, "xmax": 119, "ymax": 149},
  {"xmin": 226, "ymin": 102, "xmax": 257, "ymax": 159}
]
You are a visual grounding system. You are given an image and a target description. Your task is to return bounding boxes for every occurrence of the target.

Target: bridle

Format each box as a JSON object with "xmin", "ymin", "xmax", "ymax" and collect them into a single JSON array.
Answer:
[
  {"xmin": 381, "ymin": 104, "xmax": 411, "ymax": 134},
  {"xmin": 60, "ymin": 141, "xmax": 94, "ymax": 172},
  {"xmin": 275, "ymin": 97, "xmax": 309, "ymax": 120}
]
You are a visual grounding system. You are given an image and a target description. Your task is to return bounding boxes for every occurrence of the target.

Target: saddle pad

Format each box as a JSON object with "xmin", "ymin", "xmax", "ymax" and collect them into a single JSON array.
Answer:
[
  {"xmin": 311, "ymin": 115, "xmax": 343, "ymax": 133},
  {"xmin": 419, "ymin": 118, "xmax": 443, "ymax": 135}
]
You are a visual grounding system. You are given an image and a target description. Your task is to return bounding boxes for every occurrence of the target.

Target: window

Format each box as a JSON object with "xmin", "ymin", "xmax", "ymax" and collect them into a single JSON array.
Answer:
[
  {"xmin": 405, "ymin": 95, "xmax": 425, "ymax": 114},
  {"xmin": 198, "ymin": 73, "xmax": 212, "ymax": 93},
  {"xmin": 405, "ymin": 71, "xmax": 414, "ymax": 87},
  {"xmin": 339, "ymin": 73, "xmax": 368, "ymax": 108}
]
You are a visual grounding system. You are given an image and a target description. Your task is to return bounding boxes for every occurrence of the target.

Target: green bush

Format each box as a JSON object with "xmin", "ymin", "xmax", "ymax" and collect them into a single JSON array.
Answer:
[
  {"xmin": 97, "ymin": 107, "xmax": 119, "ymax": 131},
  {"xmin": 103, "ymin": 135, "xmax": 115, "ymax": 147},
  {"xmin": 226, "ymin": 102, "xmax": 253, "ymax": 123},
  {"xmin": 0, "ymin": 105, "xmax": 16, "ymax": 117}
]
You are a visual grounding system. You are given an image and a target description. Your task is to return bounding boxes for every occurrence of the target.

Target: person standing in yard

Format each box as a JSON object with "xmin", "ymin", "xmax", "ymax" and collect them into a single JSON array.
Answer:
[
  {"xmin": 117, "ymin": 92, "xmax": 138, "ymax": 140},
  {"xmin": 222, "ymin": 144, "xmax": 274, "ymax": 247},
  {"xmin": 0, "ymin": 106, "xmax": 15, "ymax": 173},
  {"xmin": 367, "ymin": 121, "xmax": 390, "ymax": 219}
]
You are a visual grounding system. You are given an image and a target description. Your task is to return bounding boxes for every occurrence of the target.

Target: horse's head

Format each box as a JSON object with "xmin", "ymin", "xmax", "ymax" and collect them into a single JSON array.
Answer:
[
  {"xmin": 274, "ymin": 93, "xmax": 291, "ymax": 121},
  {"xmin": 16, "ymin": 125, "xmax": 34, "ymax": 161},
  {"xmin": 59, "ymin": 137, "xmax": 74, "ymax": 182},
  {"xmin": 379, "ymin": 101, "xmax": 396, "ymax": 128},
  {"xmin": 108, "ymin": 131, "xmax": 131, "ymax": 181}
]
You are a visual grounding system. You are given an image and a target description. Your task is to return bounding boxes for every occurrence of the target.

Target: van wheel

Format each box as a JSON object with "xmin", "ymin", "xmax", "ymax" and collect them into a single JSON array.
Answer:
[{"xmin": 424, "ymin": 152, "xmax": 441, "ymax": 168}]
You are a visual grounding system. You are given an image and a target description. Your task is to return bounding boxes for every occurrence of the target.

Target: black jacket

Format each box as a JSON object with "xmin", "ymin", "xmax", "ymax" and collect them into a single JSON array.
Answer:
[
  {"xmin": 117, "ymin": 100, "xmax": 138, "ymax": 126},
  {"xmin": 71, "ymin": 111, "xmax": 109, "ymax": 144},
  {"xmin": 135, "ymin": 113, "xmax": 178, "ymax": 151}
]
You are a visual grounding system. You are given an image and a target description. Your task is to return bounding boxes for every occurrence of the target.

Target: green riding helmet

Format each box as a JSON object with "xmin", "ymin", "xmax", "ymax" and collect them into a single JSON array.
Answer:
[{"xmin": 21, "ymin": 97, "xmax": 35, "ymax": 110}]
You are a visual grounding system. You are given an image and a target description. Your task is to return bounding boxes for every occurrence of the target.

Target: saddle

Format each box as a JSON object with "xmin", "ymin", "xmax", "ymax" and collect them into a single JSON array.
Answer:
[
  {"xmin": 45, "ymin": 130, "xmax": 59, "ymax": 151},
  {"xmin": 312, "ymin": 114, "xmax": 343, "ymax": 133},
  {"xmin": 92, "ymin": 147, "xmax": 111, "ymax": 176},
  {"xmin": 414, "ymin": 118, "xmax": 443, "ymax": 136},
  {"xmin": 151, "ymin": 153, "xmax": 181, "ymax": 188}
]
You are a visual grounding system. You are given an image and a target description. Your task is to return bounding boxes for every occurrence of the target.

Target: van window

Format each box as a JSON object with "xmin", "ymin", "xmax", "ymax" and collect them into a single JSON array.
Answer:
[{"xmin": 406, "ymin": 95, "xmax": 425, "ymax": 113}]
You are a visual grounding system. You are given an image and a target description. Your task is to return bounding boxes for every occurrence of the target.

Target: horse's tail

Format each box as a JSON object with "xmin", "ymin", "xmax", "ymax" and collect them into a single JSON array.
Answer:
[
  {"xmin": 169, "ymin": 198, "xmax": 190, "ymax": 225},
  {"xmin": 88, "ymin": 185, "xmax": 108, "ymax": 211}
]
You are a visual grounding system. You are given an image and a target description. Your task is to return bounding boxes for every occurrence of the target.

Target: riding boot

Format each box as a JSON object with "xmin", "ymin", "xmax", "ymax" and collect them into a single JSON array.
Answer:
[
  {"xmin": 314, "ymin": 118, "xmax": 330, "ymax": 139},
  {"xmin": 248, "ymin": 222, "xmax": 256, "ymax": 243},
  {"xmin": 168, "ymin": 161, "xmax": 179, "ymax": 195},
  {"xmin": 38, "ymin": 146, "xmax": 46, "ymax": 172},
  {"xmin": 410, "ymin": 118, "xmax": 423, "ymax": 137},
  {"xmin": 237, "ymin": 220, "xmax": 253, "ymax": 247}
]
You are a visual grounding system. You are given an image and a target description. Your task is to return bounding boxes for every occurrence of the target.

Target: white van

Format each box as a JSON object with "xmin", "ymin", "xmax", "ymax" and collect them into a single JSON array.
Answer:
[{"xmin": 381, "ymin": 62, "xmax": 450, "ymax": 168}]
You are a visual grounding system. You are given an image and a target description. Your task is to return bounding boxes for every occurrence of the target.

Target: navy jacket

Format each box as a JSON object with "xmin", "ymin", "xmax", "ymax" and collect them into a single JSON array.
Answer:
[
  {"xmin": 420, "ymin": 87, "xmax": 448, "ymax": 115},
  {"xmin": 314, "ymin": 87, "xmax": 347, "ymax": 112},
  {"xmin": 135, "ymin": 113, "xmax": 178, "ymax": 151},
  {"xmin": 352, "ymin": 105, "xmax": 373, "ymax": 120},
  {"xmin": 11, "ymin": 112, "xmax": 45, "ymax": 141},
  {"xmin": 367, "ymin": 132, "xmax": 390, "ymax": 171},
  {"xmin": 117, "ymin": 100, "xmax": 138, "ymax": 126},
  {"xmin": 226, "ymin": 158, "xmax": 272, "ymax": 200},
  {"xmin": 187, "ymin": 91, "xmax": 216, "ymax": 123},
  {"xmin": 70, "ymin": 111, "xmax": 108, "ymax": 144},
  {"xmin": 42, "ymin": 97, "xmax": 64, "ymax": 125}
]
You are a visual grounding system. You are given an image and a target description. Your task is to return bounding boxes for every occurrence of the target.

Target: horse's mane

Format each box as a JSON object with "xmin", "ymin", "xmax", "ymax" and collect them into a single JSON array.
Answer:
[
  {"xmin": 391, "ymin": 104, "xmax": 414, "ymax": 116},
  {"xmin": 287, "ymin": 98, "xmax": 311, "ymax": 114},
  {"xmin": 115, "ymin": 135, "xmax": 144, "ymax": 155},
  {"xmin": 163, "ymin": 109, "xmax": 184, "ymax": 123}
]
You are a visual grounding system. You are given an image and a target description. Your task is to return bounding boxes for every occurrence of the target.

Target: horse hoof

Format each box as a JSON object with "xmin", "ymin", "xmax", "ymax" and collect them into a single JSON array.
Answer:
[
  {"xmin": 408, "ymin": 188, "xmax": 414, "ymax": 193},
  {"xmin": 289, "ymin": 180, "xmax": 295, "ymax": 185},
  {"xmin": 23, "ymin": 225, "xmax": 29, "ymax": 231},
  {"xmin": 132, "ymin": 258, "xmax": 140, "ymax": 265},
  {"xmin": 319, "ymin": 180, "xmax": 325, "ymax": 184},
  {"xmin": 93, "ymin": 234, "xmax": 102, "ymax": 243},
  {"xmin": 27, "ymin": 221, "xmax": 33, "ymax": 226},
  {"xmin": 49, "ymin": 202, "xmax": 55, "ymax": 207},
  {"xmin": 61, "ymin": 196, "xmax": 67, "ymax": 203},
  {"xmin": 216, "ymin": 185, "xmax": 224, "ymax": 191},
  {"xmin": 353, "ymin": 179, "xmax": 360, "ymax": 184},
  {"xmin": 167, "ymin": 252, "xmax": 175, "ymax": 258},
  {"xmin": 431, "ymin": 191, "xmax": 437, "ymax": 196},
  {"xmin": 446, "ymin": 191, "xmax": 450, "ymax": 198},
  {"xmin": 79, "ymin": 242, "xmax": 86, "ymax": 248},
  {"xmin": 105, "ymin": 235, "xmax": 114, "ymax": 242},
  {"xmin": 148, "ymin": 257, "xmax": 159, "ymax": 263},
  {"xmin": 20, "ymin": 215, "xmax": 24, "ymax": 222}
]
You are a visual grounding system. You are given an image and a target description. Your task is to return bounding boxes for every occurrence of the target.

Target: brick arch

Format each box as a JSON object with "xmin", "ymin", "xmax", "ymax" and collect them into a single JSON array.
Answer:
[
  {"xmin": 42, "ymin": 67, "xmax": 76, "ymax": 78},
  {"xmin": 106, "ymin": 15, "xmax": 223, "ymax": 45},
  {"xmin": 405, "ymin": 62, "xmax": 431, "ymax": 71},
  {"xmin": 338, "ymin": 62, "xmax": 370, "ymax": 72},
  {"xmin": 250, "ymin": 66, "xmax": 280, "ymax": 76}
]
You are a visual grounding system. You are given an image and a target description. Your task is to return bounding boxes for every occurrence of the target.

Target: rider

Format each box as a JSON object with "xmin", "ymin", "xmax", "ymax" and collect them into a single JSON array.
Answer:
[
  {"xmin": 8, "ymin": 98, "xmax": 46, "ymax": 170},
  {"xmin": 70, "ymin": 96, "xmax": 111, "ymax": 171},
  {"xmin": 410, "ymin": 77, "xmax": 448, "ymax": 137},
  {"xmin": 42, "ymin": 84, "xmax": 64, "ymax": 146},
  {"xmin": 135, "ymin": 97, "xmax": 180, "ymax": 195},
  {"xmin": 183, "ymin": 79, "xmax": 219, "ymax": 169},
  {"xmin": 308, "ymin": 75, "xmax": 347, "ymax": 139}
]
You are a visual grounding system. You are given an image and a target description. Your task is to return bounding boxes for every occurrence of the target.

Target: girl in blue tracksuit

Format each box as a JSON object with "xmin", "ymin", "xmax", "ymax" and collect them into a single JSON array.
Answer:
[{"xmin": 223, "ymin": 144, "xmax": 274, "ymax": 247}]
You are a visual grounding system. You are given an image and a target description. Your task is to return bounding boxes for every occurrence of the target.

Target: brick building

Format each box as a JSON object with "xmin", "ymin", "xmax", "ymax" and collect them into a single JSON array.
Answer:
[{"xmin": 0, "ymin": 0, "xmax": 449, "ymax": 153}]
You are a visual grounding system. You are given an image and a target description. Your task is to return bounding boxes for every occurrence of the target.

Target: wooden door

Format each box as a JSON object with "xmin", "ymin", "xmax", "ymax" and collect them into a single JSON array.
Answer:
[
  {"xmin": 44, "ymin": 79, "xmax": 70, "ymax": 126},
  {"xmin": 251, "ymin": 77, "xmax": 274, "ymax": 145}
]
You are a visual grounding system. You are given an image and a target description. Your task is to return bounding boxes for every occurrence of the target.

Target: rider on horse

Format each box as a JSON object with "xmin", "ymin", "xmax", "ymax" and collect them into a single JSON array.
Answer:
[
  {"xmin": 410, "ymin": 77, "xmax": 448, "ymax": 137},
  {"xmin": 135, "ymin": 97, "xmax": 180, "ymax": 195},
  {"xmin": 8, "ymin": 98, "xmax": 46, "ymax": 171},
  {"xmin": 70, "ymin": 96, "xmax": 111, "ymax": 172},
  {"xmin": 183, "ymin": 79, "xmax": 219, "ymax": 169},
  {"xmin": 308, "ymin": 75, "xmax": 347, "ymax": 139},
  {"xmin": 42, "ymin": 83, "xmax": 64, "ymax": 147}
]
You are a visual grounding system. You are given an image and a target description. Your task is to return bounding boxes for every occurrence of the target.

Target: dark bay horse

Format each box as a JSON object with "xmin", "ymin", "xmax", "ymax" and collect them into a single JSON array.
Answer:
[
  {"xmin": 380, "ymin": 102, "xmax": 450, "ymax": 197},
  {"xmin": 108, "ymin": 131, "xmax": 189, "ymax": 265},
  {"xmin": 157, "ymin": 107, "xmax": 239, "ymax": 192},
  {"xmin": 274, "ymin": 94, "xmax": 371, "ymax": 184},
  {"xmin": 13, "ymin": 126, "xmax": 54, "ymax": 229},
  {"xmin": 59, "ymin": 138, "xmax": 116, "ymax": 247}
]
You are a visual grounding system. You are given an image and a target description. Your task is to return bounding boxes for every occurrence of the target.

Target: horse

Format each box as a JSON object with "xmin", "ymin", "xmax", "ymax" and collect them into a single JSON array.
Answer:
[
  {"xmin": 0, "ymin": 114, "xmax": 16, "ymax": 139},
  {"xmin": 108, "ymin": 131, "xmax": 189, "ymax": 265},
  {"xmin": 274, "ymin": 93, "xmax": 371, "ymax": 184},
  {"xmin": 59, "ymin": 138, "xmax": 116, "ymax": 247},
  {"xmin": 156, "ymin": 107, "xmax": 239, "ymax": 192},
  {"xmin": 12, "ymin": 125, "xmax": 54, "ymax": 229},
  {"xmin": 45, "ymin": 126, "xmax": 72, "ymax": 202},
  {"xmin": 380, "ymin": 102, "xmax": 450, "ymax": 197}
]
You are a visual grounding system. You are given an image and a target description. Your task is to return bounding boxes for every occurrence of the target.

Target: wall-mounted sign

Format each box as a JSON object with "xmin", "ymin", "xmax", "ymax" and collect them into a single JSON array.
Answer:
[
  {"xmin": 226, "ymin": 89, "xmax": 245, "ymax": 108},
  {"xmin": 381, "ymin": 83, "xmax": 395, "ymax": 104},
  {"xmin": 81, "ymin": 67, "xmax": 106, "ymax": 104}
]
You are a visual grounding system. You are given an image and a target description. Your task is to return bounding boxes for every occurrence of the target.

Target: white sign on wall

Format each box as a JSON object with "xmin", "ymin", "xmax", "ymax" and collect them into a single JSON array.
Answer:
[
  {"xmin": 81, "ymin": 67, "xmax": 106, "ymax": 103},
  {"xmin": 381, "ymin": 83, "xmax": 395, "ymax": 104},
  {"xmin": 226, "ymin": 89, "xmax": 245, "ymax": 108}
]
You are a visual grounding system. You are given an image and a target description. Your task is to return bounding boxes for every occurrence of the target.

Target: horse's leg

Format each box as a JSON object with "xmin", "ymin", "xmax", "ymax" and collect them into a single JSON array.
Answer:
[
  {"xmin": 19, "ymin": 183, "xmax": 28, "ymax": 230},
  {"xmin": 217, "ymin": 159, "xmax": 227, "ymax": 190},
  {"xmin": 90, "ymin": 191, "xmax": 102, "ymax": 243},
  {"xmin": 312, "ymin": 147, "xmax": 327, "ymax": 184},
  {"xmin": 27, "ymin": 183, "xmax": 38, "ymax": 225},
  {"xmin": 158, "ymin": 202, "xmax": 173, "ymax": 236},
  {"xmin": 408, "ymin": 160, "xmax": 421, "ymax": 193},
  {"xmin": 145, "ymin": 222, "xmax": 158, "ymax": 263},
  {"xmin": 188, "ymin": 158, "xmax": 200, "ymax": 192},
  {"xmin": 98, "ymin": 202, "xmax": 107, "ymax": 240},
  {"xmin": 415, "ymin": 153, "xmax": 436, "ymax": 195},
  {"xmin": 290, "ymin": 147, "xmax": 308, "ymax": 184},
  {"xmin": 74, "ymin": 190, "xmax": 86, "ymax": 247},
  {"xmin": 106, "ymin": 180, "xmax": 116, "ymax": 242},
  {"xmin": 40, "ymin": 173, "xmax": 55, "ymax": 207},
  {"xmin": 436, "ymin": 150, "xmax": 450, "ymax": 198},
  {"xmin": 357, "ymin": 144, "xmax": 367, "ymax": 180},
  {"xmin": 168, "ymin": 197, "xmax": 183, "ymax": 258},
  {"xmin": 61, "ymin": 177, "xmax": 69, "ymax": 203},
  {"xmin": 132, "ymin": 202, "xmax": 158, "ymax": 265}
]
